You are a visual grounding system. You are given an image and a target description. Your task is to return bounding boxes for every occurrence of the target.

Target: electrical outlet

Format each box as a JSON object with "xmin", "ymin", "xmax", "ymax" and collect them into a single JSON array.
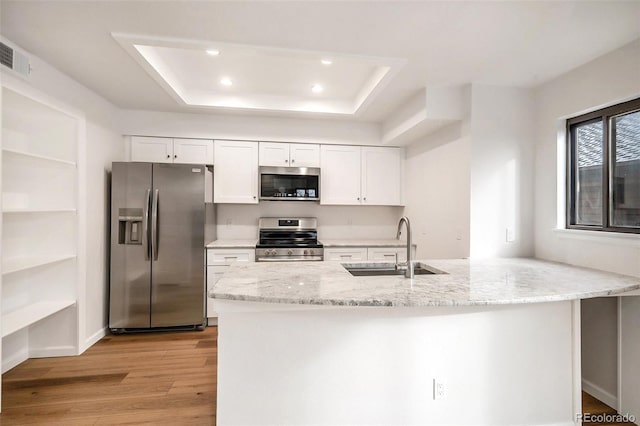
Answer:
[
  {"xmin": 433, "ymin": 378, "xmax": 447, "ymax": 400},
  {"xmin": 505, "ymin": 227, "xmax": 515, "ymax": 243}
]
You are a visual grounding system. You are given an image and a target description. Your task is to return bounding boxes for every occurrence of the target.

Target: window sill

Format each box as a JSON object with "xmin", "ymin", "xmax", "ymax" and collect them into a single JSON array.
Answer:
[{"xmin": 553, "ymin": 228, "xmax": 640, "ymax": 248}]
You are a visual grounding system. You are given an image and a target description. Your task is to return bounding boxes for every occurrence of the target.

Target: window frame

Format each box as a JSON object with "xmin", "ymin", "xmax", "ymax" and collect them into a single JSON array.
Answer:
[{"xmin": 566, "ymin": 97, "xmax": 640, "ymax": 234}]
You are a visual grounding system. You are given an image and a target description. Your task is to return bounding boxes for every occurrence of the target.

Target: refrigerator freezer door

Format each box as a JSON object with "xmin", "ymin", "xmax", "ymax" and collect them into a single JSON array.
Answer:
[
  {"xmin": 109, "ymin": 162, "xmax": 153, "ymax": 329},
  {"xmin": 150, "ymin": 163, "xmax": 205, "ymax": 327}
]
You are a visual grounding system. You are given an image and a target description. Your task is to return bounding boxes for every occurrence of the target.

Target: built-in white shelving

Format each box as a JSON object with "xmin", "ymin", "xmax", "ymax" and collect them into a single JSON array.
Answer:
[
  {"xmin": 2, "ymin": 255, "xmax": 77, "ymax": 276},
  {"xmin": 2, "ymin": 208, "xmax": 77, "ymax": 214},
  {"xmin": 1, "ymin": 75, "xmax": 86, "ymax": 381},
  {"xmin": 2, "ymin": 148, "xmax": 76, "ymax": 166},
  {"xmin": 1, "ymin": 300, "xmax": 76, "ymax": 338}
]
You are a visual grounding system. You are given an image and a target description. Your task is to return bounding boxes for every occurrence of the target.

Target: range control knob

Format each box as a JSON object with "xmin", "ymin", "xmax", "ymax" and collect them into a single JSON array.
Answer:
[
  {"xmin": 303, "ymin": 250, "xmax": 308, "ymax": 255},
  {"xmin": 271, "ymin": 250, "xmax": 277, "ymax": 256},
  {"xmin": 287, "ymin": 249, "xmax": 293, "ymax": 255},
  {"xmin": 309, "ymin": 250, "xmax": 314, "ymax": 255}
]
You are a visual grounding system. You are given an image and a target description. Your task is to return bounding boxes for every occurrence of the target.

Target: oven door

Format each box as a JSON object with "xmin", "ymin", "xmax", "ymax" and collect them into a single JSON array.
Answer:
[{"xmin": 259, "ymin": 166, "xmax": 320, "ymax": 201}]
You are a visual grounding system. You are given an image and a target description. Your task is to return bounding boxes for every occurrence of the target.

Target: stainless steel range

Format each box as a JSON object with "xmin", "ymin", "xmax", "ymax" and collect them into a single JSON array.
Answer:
[{"xmin": 255, "ymin": 217, "xmax": 324, "ymax": 262}]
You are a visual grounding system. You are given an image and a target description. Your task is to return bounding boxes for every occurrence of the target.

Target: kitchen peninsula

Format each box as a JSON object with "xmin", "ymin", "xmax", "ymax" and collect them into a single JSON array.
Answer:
[{"xmin": 211, "ymin": 259, "xmax": 640, "ymax": 426}]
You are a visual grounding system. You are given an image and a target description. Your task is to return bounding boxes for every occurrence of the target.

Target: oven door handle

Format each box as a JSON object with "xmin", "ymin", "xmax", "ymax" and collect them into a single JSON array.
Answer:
[{"xmin": 256, "ymin": 256, "xmax": 324, "ymax": 262}]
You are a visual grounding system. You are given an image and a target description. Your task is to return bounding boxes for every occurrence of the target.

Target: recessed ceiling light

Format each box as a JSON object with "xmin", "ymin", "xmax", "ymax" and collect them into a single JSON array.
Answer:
[
  {"xmin": 206, "ymin": 49, "xmax": 220, "ymax": 56},
  {"xmin": 220, "ymin": 77, "xmax": 233, "ymax": 86},
  {"xmin": 311, "ymin": 84, "xmax": 323, "ymax": 93},
  {"xmin": 321, "ymin": 59, "xmax": 333, "ymax": 65}
]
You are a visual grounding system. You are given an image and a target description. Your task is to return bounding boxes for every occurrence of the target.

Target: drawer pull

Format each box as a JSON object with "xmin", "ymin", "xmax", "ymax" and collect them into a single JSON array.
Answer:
[{"xmin": 224, "ymin": 256, "xmax": 238, "ymax": 260}]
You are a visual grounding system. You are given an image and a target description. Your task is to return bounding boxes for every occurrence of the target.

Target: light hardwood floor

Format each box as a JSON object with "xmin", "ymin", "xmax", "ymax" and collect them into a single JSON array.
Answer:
[{"xmin": 0, "ymin": 327, "xmax": 217, "ymax": 425}]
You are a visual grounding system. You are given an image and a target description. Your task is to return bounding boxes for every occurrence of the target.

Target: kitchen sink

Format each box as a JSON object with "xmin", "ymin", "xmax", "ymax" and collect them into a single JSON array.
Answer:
[{"xmin": 342, "ymin": 263, "xmax": 446, "ymax": 277}]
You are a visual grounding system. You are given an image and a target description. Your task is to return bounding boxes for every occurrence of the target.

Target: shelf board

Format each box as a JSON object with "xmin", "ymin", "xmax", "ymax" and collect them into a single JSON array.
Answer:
[
  {"xmin": 2, "ymin": 208, "xmax": 77, "ymax": 214},
  {"xmin": 2, "ymin": 148, "xmax": 76, "ymax": 166},
  {"xmin": 2, "ymin": 255, "xmax": 76, "ymax": 276},
  {"xmin": 2, "ymin": 300, "xmax": 76, "ymax": 338}
]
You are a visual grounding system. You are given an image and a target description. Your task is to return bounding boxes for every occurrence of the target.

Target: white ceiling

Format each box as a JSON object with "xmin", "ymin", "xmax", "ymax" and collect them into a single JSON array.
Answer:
[
  {"xmin": 114, "ymin": 33, "xmax": 403, "ymax": 115},
  {"xmin": 1, "ymin": 1, "xmax": 639, "ymax": 123}
]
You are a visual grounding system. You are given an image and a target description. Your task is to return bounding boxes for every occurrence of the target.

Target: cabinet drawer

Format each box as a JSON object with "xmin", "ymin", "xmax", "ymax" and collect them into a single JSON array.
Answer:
[
  {"xmin": 324, "ymin": 248, "xmax": 367, "ymax": 261},
  {"xmin": 367, "ymin": 247, "xmax": 406, "ymax": 263},
  {"xmin": 207, "ymin": 248, "xmax": 255, "ymax": 265}
]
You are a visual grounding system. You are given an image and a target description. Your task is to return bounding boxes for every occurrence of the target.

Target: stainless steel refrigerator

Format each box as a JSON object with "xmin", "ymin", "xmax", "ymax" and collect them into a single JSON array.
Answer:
[{"xmin": 109, "ymin": 162, "xmax": 206, "ymax": 332}]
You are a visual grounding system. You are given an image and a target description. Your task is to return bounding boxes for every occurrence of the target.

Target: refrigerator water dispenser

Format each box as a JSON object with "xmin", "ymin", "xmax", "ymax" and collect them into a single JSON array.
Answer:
[{"xmin": 118, "ymin": 208, "xmax": 143, "ymax": 245}]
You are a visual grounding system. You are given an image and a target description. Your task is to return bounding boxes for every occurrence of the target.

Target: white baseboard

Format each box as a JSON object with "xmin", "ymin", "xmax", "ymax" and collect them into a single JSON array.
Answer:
[
  {"xmin": 29, "ymin": 345, "xmax": 76, "ymax": 358},
  {"xmin": 583, "ymin": 378, "xmax": 618, "ymax": 410},
  {"xmin": 82, "ymin": 327, "xmax": 107, "ymax": 353},
  {"xmin": 2, "ymin": 349, "xmax": 29, "ymax": 374}
]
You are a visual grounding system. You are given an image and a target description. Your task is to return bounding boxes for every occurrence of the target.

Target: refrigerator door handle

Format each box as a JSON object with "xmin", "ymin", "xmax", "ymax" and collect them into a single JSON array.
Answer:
[
  {"xmin": 143, "ymin": 189, "xmax": 151, "ymax": 260},
  {"xmin": 151, "ymin": 189, "xmax": 159, "ymax": 261}
]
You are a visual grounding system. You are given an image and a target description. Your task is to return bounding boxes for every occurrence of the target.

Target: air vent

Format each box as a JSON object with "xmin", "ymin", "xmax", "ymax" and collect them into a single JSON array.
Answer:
[
  {"xmin": 0, "ymin": 42, "xmax": 13, "ymax": 68},
  {"xmin": 0, "ymin": 41, "xmax": 30, "ymax": 78}
]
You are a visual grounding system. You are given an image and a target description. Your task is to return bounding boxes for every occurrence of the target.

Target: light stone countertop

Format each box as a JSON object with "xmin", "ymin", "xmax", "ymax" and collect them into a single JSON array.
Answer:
[
  {"xmin": 321, "ymin": 239, "xmax": 417, "ymax": 248},
  {"xmin": 205, "ymin": 239, "xmax": 257, "ymax": 249},
  {"xmin": 211, "ymin": 258, "xmax": 640, "ymax": 307}
]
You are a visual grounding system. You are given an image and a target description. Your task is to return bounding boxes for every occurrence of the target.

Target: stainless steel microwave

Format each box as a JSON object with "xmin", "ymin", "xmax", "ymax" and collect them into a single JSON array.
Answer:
[{"xmin": 259, "ymin": 166, "xmax": 320, "ymax": 201}]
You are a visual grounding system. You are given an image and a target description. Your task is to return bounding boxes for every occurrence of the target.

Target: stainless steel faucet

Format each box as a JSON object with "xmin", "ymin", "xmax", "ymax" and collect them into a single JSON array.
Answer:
[{"xmin": 396, "ymin": 216, "xmax": 414, "ymax": 279}]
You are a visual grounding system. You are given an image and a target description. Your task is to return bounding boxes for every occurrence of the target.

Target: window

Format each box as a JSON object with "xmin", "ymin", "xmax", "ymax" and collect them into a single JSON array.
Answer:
[{"xmin": 567, "ymin": 98, "xmax": 640, "ymax": 234}]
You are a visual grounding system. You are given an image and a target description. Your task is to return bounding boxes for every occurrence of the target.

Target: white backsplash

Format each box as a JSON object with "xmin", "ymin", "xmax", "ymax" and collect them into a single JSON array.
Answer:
[{"xmin": 215, "ymin": 202, "xmax": 405, "ymax": 241}]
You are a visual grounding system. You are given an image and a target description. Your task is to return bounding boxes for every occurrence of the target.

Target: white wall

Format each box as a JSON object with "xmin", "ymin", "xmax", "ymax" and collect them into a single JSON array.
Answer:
[
  {"xmin": 533, "ymin": 38, "xmax": 640, "ymax": 415},
  {"xmin": 470, "ymin": 85, "xmax": 535, "ymax": 258},
  {"xmin": 216, "ymin": 203, "xmax": 403, "ymax": 241},
  {"xmin": 620, "ymin": 296, "xmax": 640, "ymax": 419},
  {"xmin": 404, "ymin": 122, "xmax": 471, "ymax": 259},
  {"xmin": 533, "ymin": 38, "xmax": 640, "ymax": 276},
  {"xmin": 119, "ymin": 109, "xmax": 380, "ymax": 146},
  {"xmin": 3, "ymin": 38, "xmax": 126, "ymax": 349}
]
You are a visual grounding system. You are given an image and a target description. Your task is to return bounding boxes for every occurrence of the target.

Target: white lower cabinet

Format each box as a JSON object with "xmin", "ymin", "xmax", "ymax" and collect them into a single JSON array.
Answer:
[
  {"xmin": 324, "ymin": 248, "xmax": 367, "ymax": 261},
  {"xmin": 324, "ymin": 246, "xmax": 413, "ymax": 263},
  {"xmin": 206, "ymin": 248, "xmax": 255, "ymax": 323}
]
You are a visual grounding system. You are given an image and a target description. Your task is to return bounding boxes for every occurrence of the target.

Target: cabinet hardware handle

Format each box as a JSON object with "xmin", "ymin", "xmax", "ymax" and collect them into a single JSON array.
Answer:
[
  {"xmin": 285, "ymin": 159, "xmax": 288, "ymax": 163},
  {"xmin": 292, "ymin": 159, "xmax": 295, "ymax": 163},
  {"xmin": 253, "ymin": 195, "xmax": 257, "ymax": 199},
  {"xmin": 174, "ymin": 155, "xmax": 177, "ymax": 158},
  {"xmin": 166, "ymin": 155, "xmax": 170, "ymax": 158},
  {"xmin": 364, "ymin": 197, "xmax": 367, "ymax": 201},
  {"xmin": 357, "ymin": 197, "xmax": 360, "ymax": 200}
]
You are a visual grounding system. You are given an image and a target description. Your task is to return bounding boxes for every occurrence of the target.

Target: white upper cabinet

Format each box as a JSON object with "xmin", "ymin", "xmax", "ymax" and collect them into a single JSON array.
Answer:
[
  {"xmin": 320, "ymin": 145, "xmax": 362, "ymax": 205},
  {"xmin": 289, "ymin": 143, "xmax": 320, "ymax": 167},
  {"xmin": 361, "ymin": 146, "xmax": 403, "ymax": 206},
  {"xmin": 214, "ymin": 140, "xmax": 259, "ymax": 204},
  {"xmin": 321, "ymin": 145, "xmax": 404, "ymax": 206},
  {"xmin": 173, "ymin": 138, "xmax": 214, "ymax": 165},
  {"xmin": 131, "ymin": 136, "xmax": 173, "ymax": 163},
  {"xmin": 259, "ymin": 142, "xmax": 319, "ymax": 167},
  {"xmin": 131, "ymin": 136, "xmax": 213, "ymax": 165}
]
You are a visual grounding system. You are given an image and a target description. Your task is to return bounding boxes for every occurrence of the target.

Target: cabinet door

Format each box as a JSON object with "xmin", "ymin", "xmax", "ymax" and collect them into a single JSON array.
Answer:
[
  {"xmin": 131, "ymin": 136, "xmax": 173, "ymax": 163},
  {"xmin": 320, "ymin": 145, "xmax": 361, "ymax": 205},
  {"xmin": 324, "ymin": 248, "xmax": 367, "ymax": 261},
  {"xmin": 361, "ymin": 147, "xmax": 403, "ymax": 206},
  {"xmin": 290, "ymin": 143, "xmax": 320, "ymax": 167},
  {"xmin": 259, "ymin": 142, "xmax": 289, "ymax": 167},
  {"xmin": 214, "ymin": 140, "xmax": 259, "ymax": 204},
  {"xmin": 173, "ymin": 139, "xmax": 213, "ymax": 165}
]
